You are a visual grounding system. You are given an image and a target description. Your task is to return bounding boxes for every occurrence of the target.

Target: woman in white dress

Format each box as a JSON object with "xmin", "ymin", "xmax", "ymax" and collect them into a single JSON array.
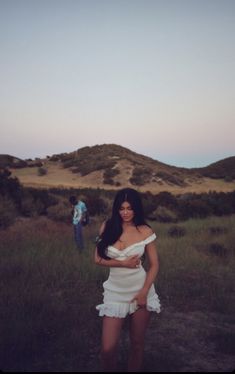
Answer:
[{"xmin": 95, "ymin": 188, "xmax": 161, "ymax": 372}]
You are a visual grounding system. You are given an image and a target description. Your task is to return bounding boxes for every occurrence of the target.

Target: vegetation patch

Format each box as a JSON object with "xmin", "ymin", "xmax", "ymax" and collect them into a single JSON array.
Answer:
[
  {"xmin": 208, "ymin": 242, "xmax": 228, "ymax": 257},
  {"xmin": 68, "ymin": 158, "xmax": 116, "ymax": 176},
  {"xmin": 130, "ymin": 167, "xmax": 153, "ymax": 185},
  {"xmin": 37, "ymin": 167, "xmax": 47, "ymax": 176},
  {"xmin": 155, "ymin": 171, "xmax": 186, "ymax": 186},
  {"xmin": 209, "ymin": 226, "xmax": 228, "ymax": 235},
  {"xmin": 103, "ymin": 168, "xmax": 120, "ymax": 185},
  {"xmin": 149, "ymin": 206, "xmax": 178, "ymax": 223},
  {"xmin": 168, "ymin": 225, "xmax": 186, "ymax": 237}
]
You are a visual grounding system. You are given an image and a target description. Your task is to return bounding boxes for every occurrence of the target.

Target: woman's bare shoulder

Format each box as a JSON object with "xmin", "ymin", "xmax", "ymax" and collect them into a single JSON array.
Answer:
[{"xmin": 138, "ymin": 225, "xmax": 154, "ymax": 237}]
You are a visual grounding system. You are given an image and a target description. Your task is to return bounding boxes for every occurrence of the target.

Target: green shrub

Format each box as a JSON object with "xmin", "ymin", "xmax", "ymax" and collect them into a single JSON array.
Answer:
[
  {"xmin": 0, "ymin": 169, "xmax": 22, "ymax": 208},
  {"xmin": 224, "ymin": 175, "xmax": 233, "ymax": 182},
  {"xmin": 168, "ymin": 225, "xmax": 186, "ymax": 238},
  {"xmin": 208, "ymin": 243, "xmax": 228, "ymax": 257},
  {"xmin": 156, "ymin": 171, "xmax": 186, "ymax": 186},
  {"xmin": 20, "ymin": 195, "xmax": 45, "ymax": 217},
  {"xmin": 103, "ymin": 168, "xmax": 120, "ymax": 179},
  {"xmin": 130, "ymin": 167, "xmax": 152, "ymax": 185},
  {"xmin": 87, "ymin": 196, "xmax": 109, "ymax": 216},
  {"xmin": 103, "ymin": 168, "xmax": 120, "ymax": 185},
  {"xmin": 150, "ymin": 206, "xmax": 178, "ymax": 223},
  {"xmin": 209, "ymin": 226, "xmax": 228, "ymax": 235},
  {"xmin": 0, "ymin": 196, "xmax": 18, "ymax": 228},
  {"xmin": 178, "ymin": 199, "xmax": 213, "ymax": 219},
  {"xmin": 63, "ymin": 160, "xmax": 75, "ymax": 168},
  {"xmin": 37, "ymin": 167, "xmax": 47, "ymax": 176},
  {"xmin": 47, "ymin": 202, "xmax": 71, "ymax": 222}
]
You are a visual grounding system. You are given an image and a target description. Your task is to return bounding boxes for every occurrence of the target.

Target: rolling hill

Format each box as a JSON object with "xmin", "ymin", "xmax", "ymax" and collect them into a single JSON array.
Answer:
[
  {"xmin": 191, "ymin": 156, "xmax": 235, "ymax": 180},
  {"xmin": 2, "ymin": 144, "xmax": 235, "ymax": 194}
]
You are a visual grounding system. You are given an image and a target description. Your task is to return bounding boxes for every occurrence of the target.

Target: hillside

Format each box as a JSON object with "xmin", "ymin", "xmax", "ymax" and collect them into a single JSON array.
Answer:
[
  {"xmin": 49, "ymin": 144, "xmax": 195, "ymax": 185},
  {"xmin": 192, "ymin": 156, "xmax": 235, "ymax": 180},
  {"xmin": 3, "ymin": 144, "xmax": 235, "ymax": 194},
  {"xmin": 0, "ymin": 154, "xmax": 27, "ymax": 168}
]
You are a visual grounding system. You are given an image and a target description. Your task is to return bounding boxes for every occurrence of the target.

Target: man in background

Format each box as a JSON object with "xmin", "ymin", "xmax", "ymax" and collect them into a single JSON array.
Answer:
[{"xmin": 69, "ymin": 195, "xmax": 87, "ymax": 251}]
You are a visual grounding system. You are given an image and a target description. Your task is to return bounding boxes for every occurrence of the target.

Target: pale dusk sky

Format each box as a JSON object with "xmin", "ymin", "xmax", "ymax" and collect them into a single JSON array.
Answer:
[{"xmin": 0, "ymin": 0, "xmax": 235, "ymax": 167}]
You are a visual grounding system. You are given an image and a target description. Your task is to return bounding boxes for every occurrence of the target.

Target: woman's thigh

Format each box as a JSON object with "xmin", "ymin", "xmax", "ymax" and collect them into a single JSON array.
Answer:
[
  {"xmin": 129, "ymin": 308, "xmax": 151, "ymax": 345},
  {"xmin": 101, "ymin": 316, "xmax": 125, "ymax": 351}
]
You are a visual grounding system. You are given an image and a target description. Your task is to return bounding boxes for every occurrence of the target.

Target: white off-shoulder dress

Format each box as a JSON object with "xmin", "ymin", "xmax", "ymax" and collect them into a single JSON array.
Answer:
[{"xmin": 96, "ymin": 233, "xmax": 161, "ymax": 318}]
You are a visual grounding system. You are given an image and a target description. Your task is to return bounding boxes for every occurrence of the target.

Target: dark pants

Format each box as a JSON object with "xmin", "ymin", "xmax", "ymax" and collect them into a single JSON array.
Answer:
[{"xmin": 73, "ymin": 222, "xmax": 84, "ymax": 250}]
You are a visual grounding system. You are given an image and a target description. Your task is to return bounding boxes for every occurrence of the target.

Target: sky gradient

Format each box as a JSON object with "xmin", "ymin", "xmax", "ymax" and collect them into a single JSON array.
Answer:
[{"xmin": 1, "ymin": 0, "xmax": 235, "ymax": 167}]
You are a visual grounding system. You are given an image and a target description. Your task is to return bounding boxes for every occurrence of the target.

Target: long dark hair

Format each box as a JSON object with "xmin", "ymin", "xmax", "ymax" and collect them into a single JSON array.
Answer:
[{"xmin": 97, "ymin": 188, "xmax": 149, "ymax": 259}]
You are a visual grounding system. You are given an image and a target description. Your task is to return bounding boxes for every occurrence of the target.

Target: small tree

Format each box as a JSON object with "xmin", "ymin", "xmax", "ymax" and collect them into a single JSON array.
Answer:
[{"xmin": 37, "ymin": 167, "xmax": 47, "ymax": 176}]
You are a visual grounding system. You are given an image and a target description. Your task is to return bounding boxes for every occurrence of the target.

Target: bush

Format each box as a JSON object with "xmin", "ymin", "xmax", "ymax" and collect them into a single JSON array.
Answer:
[
  {"xmin": 47, "ymin": 202, "xmax": 71, "ymax": 223},
  {"xmin": 65, "ymin": 158, "xmax": 116, "ymax": 176},
  {"xmin": 224, "ymin": 175, "xmax": 233, "ymax": 182},
  {"xmin": 155, "ymin": 191, "xmax": 178, "ymax": 209},
  {"xmin": 103, "ymin": 168, "xmax": 120, "ymax": 179},
  {"xmin": 130, "ymin": 167, "xmax": 152, "ymax": 185},
  {"xmin": 0, "ymin": 196, "xmax": 18, "ymax": 228},
  {"xmin": 63, "ymin": 160, "xmax": 75, "ymax": 168},
  {"xmin": 155, "ymin": 171, "xmax": 186, "ymax": 186},
  {"xmin": 87, "ymin": 196, "xmax": 109, "ymax": 216},
  {"xmin": 168, "ymin": 226, "xmax": 186, "ymax": 238},
  {"xmin": 208, "ymin": 243, "xmax": 228, "ymax": 257},
  {"xmin": 25, "ymin": 189, "xmax": 58, "ymax": 211},
  {"xmin": 209, "ymin": 226, "xmax": 228, "ymax": 235},
  {"xmin": 178, "ymin": 199, "xmax": 213, "ymax": 220},
  {"xmin": 37, "ymin": 167, "xmax": 47, "ymax": 176},
  {"xmin": 103, "ymin": 168, "xmax": 120, "ymax": 185},
  {"xmin": 149, "ymin": 206, "xmax": 178, "ymax": 223},
  {"xmin": 20, "ymin": 194, "xmax": 45, "ymax": 217},
  {"xmin": 0, "ymin": 169, "xmax": 22, "ymax": 208}
]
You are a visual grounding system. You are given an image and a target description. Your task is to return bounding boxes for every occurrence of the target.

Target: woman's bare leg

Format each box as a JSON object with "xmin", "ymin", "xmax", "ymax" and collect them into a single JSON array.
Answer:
[
  {"xmin": 101, "ymin": 316, "xmax": 125, "ymax": 372},
  {"xmin": 128, "ymin": 308, "xmax": 151, "ymax": 372}
]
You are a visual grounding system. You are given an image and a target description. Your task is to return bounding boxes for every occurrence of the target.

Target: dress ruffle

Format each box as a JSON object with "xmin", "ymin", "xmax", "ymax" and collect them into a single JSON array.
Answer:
[
  {"xmin": 146, "ymin": 293, "xmax": 161, "ymax": 313},
  {"xmin": 96, "ymin": 294, "xmax": 161, "ymax": 318}
]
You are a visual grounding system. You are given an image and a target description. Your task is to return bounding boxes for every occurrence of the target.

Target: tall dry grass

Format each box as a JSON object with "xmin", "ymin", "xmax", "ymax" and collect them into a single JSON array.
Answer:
[
  {"xmin": 0, "ymin": 215, "xmax": 234, "ymax": 371},
  {"xmin": 154, "ymin": 216, "xmax": 235, "ymax": 314}
]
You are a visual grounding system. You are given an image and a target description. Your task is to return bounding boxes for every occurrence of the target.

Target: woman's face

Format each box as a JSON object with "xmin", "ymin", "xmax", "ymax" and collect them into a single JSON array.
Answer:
[{"xmin": 119, "ymin": 201, "xmax": 134, "ymax": 223}]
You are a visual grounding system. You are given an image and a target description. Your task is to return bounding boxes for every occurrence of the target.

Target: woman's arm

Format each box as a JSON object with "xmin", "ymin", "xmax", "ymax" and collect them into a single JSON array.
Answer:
[
  {"xmin": 131, "ymin": 239, "xmax": 159, "ymax": 306},
  {"xmin": 94, "ymin": 221, "xmax": 141, "ymax": 268},
  {"xmin": 94, "ymin": 248, "xmax": 140, "ymax": 268},
  {"xmin": 141, "ymin": 240, "xmax": 159, "ymax": 292}
]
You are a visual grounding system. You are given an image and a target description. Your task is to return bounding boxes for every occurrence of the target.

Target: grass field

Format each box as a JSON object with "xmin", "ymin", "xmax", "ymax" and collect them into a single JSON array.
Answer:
[{"xmin": 0, "ymin": 215, "xmax": 235, "ymax": 372}]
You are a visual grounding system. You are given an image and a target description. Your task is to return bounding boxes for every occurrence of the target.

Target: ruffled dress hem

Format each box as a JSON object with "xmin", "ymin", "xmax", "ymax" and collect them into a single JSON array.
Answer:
[{"xmin": 96, "ymin": 294, "xmax": 161, "ymax": 318}]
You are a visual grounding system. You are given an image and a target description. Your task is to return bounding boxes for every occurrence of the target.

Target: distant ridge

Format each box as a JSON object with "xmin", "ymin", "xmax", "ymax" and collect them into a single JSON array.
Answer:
[
  {"xmin": 2, "ymin": 144, "xmax": 235, "ymax": 193},
  {"xmin": 191, "ymin": 156, "xmax": 235, "ymax": 180},
  {"xmin": 0, "ymin": 154, "xmax": 27, "ymax": 168}
]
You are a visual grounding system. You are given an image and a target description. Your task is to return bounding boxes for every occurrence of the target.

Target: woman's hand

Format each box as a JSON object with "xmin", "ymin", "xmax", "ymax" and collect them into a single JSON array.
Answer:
[
  {"xmin": 131, "ymin": 289, "xmax": 148, "ymax": 308},
  {"xmin": 123, "ymin": 255, "xmax": 141, "ymax": 269}
]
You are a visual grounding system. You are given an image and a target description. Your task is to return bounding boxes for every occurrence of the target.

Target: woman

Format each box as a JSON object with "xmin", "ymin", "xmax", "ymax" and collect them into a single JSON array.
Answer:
[{"xmin": 95, "ymin": 188, "xmax": 161, "ymax": 372}]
